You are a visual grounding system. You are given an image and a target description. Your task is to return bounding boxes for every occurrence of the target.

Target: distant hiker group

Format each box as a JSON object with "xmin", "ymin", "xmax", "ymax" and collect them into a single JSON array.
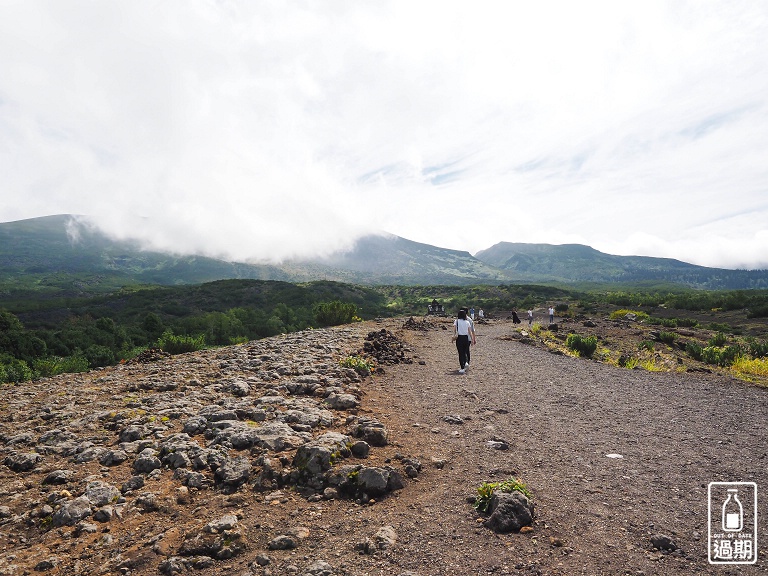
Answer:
[
  {"xmin": 427, "ymin": 299, "xmax": 446, "ymax": 315},
  {"xmin": 452, "ymin": 305, "xmax": 559, "ymax": 374}
]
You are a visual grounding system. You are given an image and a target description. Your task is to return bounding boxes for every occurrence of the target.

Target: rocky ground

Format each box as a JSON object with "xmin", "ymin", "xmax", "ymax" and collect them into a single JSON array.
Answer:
[{"xmin": 1, "ymin": 311, "xmax": 767, "ymax": 575}]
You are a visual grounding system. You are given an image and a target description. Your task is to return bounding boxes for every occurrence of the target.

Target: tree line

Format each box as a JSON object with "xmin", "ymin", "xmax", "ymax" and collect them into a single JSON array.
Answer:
[{"xmin": 0, "ymin": 280, "xmax": 383, "ymax": 383}]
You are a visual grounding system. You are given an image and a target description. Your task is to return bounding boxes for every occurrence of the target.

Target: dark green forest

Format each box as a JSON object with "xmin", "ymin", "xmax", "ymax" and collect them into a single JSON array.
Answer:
[{"xmin": 2, "ymin": 278, "xmax": 768, "ymax": 383}]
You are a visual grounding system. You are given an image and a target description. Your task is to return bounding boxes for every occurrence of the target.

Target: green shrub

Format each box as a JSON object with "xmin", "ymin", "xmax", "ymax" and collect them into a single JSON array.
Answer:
[
  {"xmin": 638, "ymin": 340, "xmax": 655, "ymax": 352},
  {"xmin": 719, "ymin": 345, "xmax": 742, "ymax": 367},
  {"xmin": 686, "ymin": 342, "xmax": 703, "ymax": 361},
  {"xmin": 658, "ymin": 331, "xmax": 678, "ymax": 345},
  {"xmin": 746, "ymin": 338, "xmax": 768, "ymax": 359},
  {"xmin": 700, "ymin": 345, "xmax": 742, "ymax": 367},
  {"xmin": 313, "ymin": 301, "xmax": 359, "ymax": 327},
  {"xmin": 157, "ymin": 330, "xmax": 206, "ymax": 355},
  {"xmin": 85, "ymin": 344, "xmax": 115, "ymax": 368},
  {"xmin": 648, "ymin": 317, "xmax": 677, "ymax": 328},
  {"xmin": 706, "ymin": 323, "xmax": 731, "ymax": 333},
  {"xmin": 32, "ymin": 355, "xmax": 89, "ymax": 378},
  {"xmin": 747, "ymin": 305, "xmax": 768, "ymax": 319},
  {"xmin": 676, "ymin": 317, "xmax": 699, "ymax": 328},
  {"xmin": 701, "ymin": 346, "xmax": 721, "ymax": 365},
  {"xmin": 708, "ymin": 332, "xmax": 727, "ymax": 347},
  {"xmin": 566, "ymin": 333, "xmax": 598, "ymax": 357},
  {"xmin": 0, "ymin": 358, "xmax": 33, "ymax": 383},
  {"xmin": 554, "ymin": 303, "xmax": 569, "ymax": 312}
]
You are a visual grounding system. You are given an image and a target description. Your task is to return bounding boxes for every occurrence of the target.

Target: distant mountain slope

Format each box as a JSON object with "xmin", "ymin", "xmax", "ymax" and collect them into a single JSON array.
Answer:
[
  {"xmin": 0, "ymin": 215, "xmax": 507, "ymax": 290},
  {"xmin": 302, "ymin": 234, "xmax": 509, "ymax": 285},
  {"xmin": 0, "ymin": 215, "xmax": 292, "ymax": 289},
  {"xmin": 474, "ymin": 242, "xmax": 768, "ymax": 289},
  {"xmin": 3, "ymin": 215, "xmax": 768, "ymax": 290}
]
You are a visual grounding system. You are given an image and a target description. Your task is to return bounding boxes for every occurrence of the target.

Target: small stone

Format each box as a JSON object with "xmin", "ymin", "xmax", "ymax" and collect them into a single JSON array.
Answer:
[
  {"xmin": 34, "ymin": 557, "xmax": 58, "ymax": 571},
  {"xmin": 483, "ymin": 492, "xmax": 534, "ymax": 533},
  {"xmin": 374, "ymin": 525, "xmax": 397, "ymax": 550},
  {"xmin": 255, "ymin": 553, "xmax": 271, "ymax": 566},
  {"xmin": 442, "ymin": 415, "xmax": 464, "ymax": 425},
  {"xmin": 430, "ymin": 457, "xmax": 446, "ymax": 469},
  {"xmin": 350, "ymin": 441, "xmax": 370, "ymax": 458},
  {"xmin": 268, "ymin": 535, "xmax": 298, "ymax": 550},
  {"xmin": 486, "ymin": 440, "xmax": 509, "ymax": 451},
  {"xmin": 323, "ymin": 487, "xmax": 338, "ymax": 500},
  {"xmin": 650, "ymin": 533, "xmax": 677, "ymax": 552},
  {"xmin": 93, "ymin": 506, "xmax": 113, "ymax": 523},
  {"xmin": 176, "ymin": 486, "xmax": 191, "ymax": 505}
]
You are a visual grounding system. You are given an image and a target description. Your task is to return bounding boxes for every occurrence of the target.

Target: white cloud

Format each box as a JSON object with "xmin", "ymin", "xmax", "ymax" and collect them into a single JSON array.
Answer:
[{"xmin": 1, "ymin": 1, "xmax": 767, "ymax": 268}]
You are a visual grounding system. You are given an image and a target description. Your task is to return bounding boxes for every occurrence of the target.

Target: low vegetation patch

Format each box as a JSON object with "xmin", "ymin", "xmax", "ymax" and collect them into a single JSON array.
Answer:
[
  {"xmin": 566, "ymin": 334, "xmax": 598, "ymax": 357},
  {"xmin": 639, "ymin": 358, "xmax": 665, "ymax": 372},
  {"xmin": 157, "ymin": 330, "xmax": 206, "ymax": 355},
  {"xmin": 473, "ymin": 478, "xmax": 532, "ymax": 513},
  {"xmin": 638, "ymin": 340, "xmax": 655, "ymax": 352},
  {"xmin": 609, "ymin": 309, "xmax": 650, "ymax": 321},
  {"xmin": 731, "ymin": 357, "xmax": 768, "ymax": 379},
  {"xmin": 708, "ymin": 332, "xmax": 728, "ymax": 347},
  {"xmin": 707, "ymin": 322, "xmax": 733, "ymax": 334},
  {"xmin": 657, "ymin": 331, "xmax": 678, "ymax": 345},
  {"xmin": 31, "ymin": 355, "xmax": 89, "ymax": 378},
  {"xmin": 701, "ymin": 345, "xmax": 742, "ymax": 367},
  {"xmin": 339, "ymin": 354, "xmax": 375, "ymax": 376}
]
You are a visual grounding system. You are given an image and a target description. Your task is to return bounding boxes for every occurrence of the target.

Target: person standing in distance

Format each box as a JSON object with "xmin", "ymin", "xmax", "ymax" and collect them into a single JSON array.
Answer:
[
  {"xmin": 527, "ymin": 309, "xmax": 533, "ymax": 326},
  {"xmin": 548, "ymin": 305, "xmax": 555, "ymax": 324}
]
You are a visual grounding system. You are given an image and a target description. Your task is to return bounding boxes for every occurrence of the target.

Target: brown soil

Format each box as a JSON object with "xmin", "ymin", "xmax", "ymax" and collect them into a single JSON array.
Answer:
[{"xmin": 1, "ymin": 314, "xmax": 767, "ymax": 575}]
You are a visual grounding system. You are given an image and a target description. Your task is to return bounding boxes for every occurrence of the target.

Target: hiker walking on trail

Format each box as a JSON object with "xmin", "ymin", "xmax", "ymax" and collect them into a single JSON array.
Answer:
[
  {"xmin": 527, "ymin": 309, "xmax": 533, "ymax": 326},
  {"xmin": 548, "ymin": 306, "xmax": 555, "ymax": 324},
  {"xmin": 453, "ymin": 309, "xmax": 475, "ymax": 374},
  {"xmin": 461, "ymin": 307, "xmax": 477, "ymax": 367}
]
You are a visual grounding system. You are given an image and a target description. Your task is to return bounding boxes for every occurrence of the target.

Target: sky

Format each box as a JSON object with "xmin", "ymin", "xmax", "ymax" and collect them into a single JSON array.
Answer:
[{"xmin": 1, "ymin": 1, "xmax": 768, "ymax": 269}]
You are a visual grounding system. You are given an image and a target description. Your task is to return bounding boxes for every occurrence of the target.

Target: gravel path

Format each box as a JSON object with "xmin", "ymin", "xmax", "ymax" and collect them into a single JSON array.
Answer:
[{"xmin": 365, "ymin": 317, "xmax": 768, "ymax": 575}]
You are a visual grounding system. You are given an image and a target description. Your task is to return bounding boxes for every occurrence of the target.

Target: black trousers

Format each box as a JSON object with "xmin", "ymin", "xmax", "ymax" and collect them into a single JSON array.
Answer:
[{"xmin": 456, "ymin": 335, "xmax": 470, "ymax": 369}]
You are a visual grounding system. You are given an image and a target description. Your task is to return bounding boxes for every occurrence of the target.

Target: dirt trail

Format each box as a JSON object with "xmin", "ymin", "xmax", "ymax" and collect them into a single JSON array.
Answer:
[{"xmin": 364, "ymin": 316, "xmax": 768, "ymax": 575}]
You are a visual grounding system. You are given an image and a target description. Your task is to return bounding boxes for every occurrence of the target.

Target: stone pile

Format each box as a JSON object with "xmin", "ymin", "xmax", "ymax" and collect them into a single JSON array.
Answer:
[
  {"xmin": 126, "ymin": 347, "xmax": 171, "ymax": 364},
  {"xmin": 360, "ymin": 329, "xmax": 413, "ymax": 366},
  {"xmin": 401, "ymin": 317, "xmax": 432, "ymax": 331}
]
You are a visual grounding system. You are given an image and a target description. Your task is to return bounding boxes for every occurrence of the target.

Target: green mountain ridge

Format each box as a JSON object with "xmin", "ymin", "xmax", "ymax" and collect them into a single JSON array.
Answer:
[
  {"xmin": 1, "ymin": 215, "xmax": 767, "ymax": 291},
  {"xmin": 474, "ymin": 242, "xmax": 768, "ymax": 289}
]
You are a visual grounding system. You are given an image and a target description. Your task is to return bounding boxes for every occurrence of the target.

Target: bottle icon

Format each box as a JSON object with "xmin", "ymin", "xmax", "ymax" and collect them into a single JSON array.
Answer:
[{"xmin": 722, "ymin": 488, "xmax": 743, "ymax": 532}]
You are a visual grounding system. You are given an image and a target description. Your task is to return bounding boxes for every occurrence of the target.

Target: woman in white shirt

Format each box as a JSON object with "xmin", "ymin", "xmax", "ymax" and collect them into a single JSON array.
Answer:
[{"xmin": 453, "ymin": 309, "xmax": 476, "ymax": 374}]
